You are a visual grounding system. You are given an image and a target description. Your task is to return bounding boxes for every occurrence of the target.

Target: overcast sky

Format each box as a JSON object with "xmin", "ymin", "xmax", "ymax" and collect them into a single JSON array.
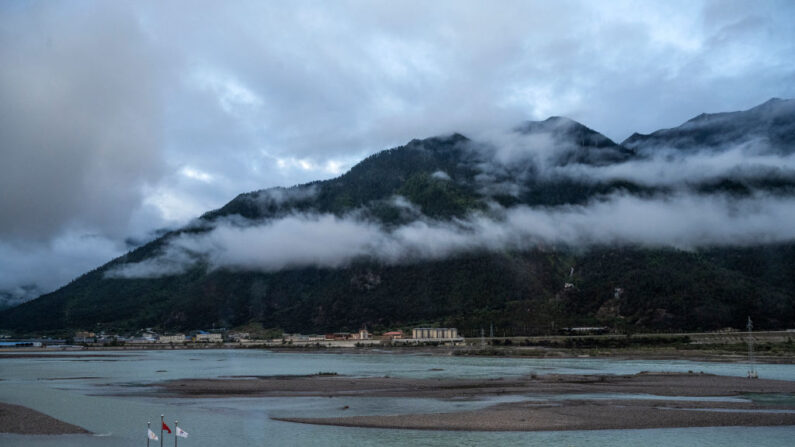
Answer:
[{"xmin": 1, "ymin": 0, "xmax": 794, "ymax": 302}]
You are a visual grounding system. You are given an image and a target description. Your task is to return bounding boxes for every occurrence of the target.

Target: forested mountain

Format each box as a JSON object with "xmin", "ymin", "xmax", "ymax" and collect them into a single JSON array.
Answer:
[
  {"xmin": 2, "ymin": 99, "xmax": 794, "ymax": 335},
  {"xmin": 623, "ymin": 98, "xmax": 795, "ymax": 154}
]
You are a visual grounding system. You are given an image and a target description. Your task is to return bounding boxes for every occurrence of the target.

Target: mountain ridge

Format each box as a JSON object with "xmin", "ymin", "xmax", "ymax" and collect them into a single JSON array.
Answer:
[
  {"xmin": 622, "ymin": 97, "xmax": 795, "ymax": 152},
  {"xmin": 2, "ymin": 98, "xmax": 794, "ymax": 334}
]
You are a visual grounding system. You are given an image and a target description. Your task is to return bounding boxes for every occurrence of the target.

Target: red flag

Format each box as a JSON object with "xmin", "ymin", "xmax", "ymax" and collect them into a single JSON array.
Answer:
[{"xmin": 162, "ymin": 421, "xmax": 172, "ymax": 434}]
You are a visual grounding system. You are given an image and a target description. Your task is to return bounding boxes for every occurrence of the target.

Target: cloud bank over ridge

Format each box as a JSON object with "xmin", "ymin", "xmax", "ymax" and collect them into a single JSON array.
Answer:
[
  {"xmin": 109, "ymin": 103, "xmax": 795, "ymax": 280},
  {"xmin": 108, "ymin": 190, "xmax": 795, "ymax": 279}
]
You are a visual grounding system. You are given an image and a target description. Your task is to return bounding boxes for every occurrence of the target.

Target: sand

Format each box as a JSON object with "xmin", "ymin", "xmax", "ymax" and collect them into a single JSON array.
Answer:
[
  {"xmin": 0, "ymin": 402, "xmax": 90, "ymax": 435},
  {"xmin": 157, "ymin": 372, "xmax": 795, "ymax": 399},
  {"xmin": 152, "ymin": 372, "xmax": 795, "ymax": 431},
  {"xmin": 273, "ymin": 398, "xmax": 795, "ymax": 431}
]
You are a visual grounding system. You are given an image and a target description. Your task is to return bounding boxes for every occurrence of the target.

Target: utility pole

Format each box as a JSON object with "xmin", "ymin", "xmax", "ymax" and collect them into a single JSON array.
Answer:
[{"xmin": 747, "ymin": 316, "xmax": 758, "ymax": 379}]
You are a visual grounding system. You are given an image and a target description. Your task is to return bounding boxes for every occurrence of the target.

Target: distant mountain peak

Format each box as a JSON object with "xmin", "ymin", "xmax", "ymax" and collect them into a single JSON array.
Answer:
[
  {"xmin": 406, "ymin": 132, "xmax": 469, "ymax": 149},
  {"xmin": 686, "ymin": 112, "xmax": 711, "ymax": 122},
  {"xmin": 543, "ymin": 115, "xmax": 576, "ymax": 124},
  {"xmin": 759, "ymin": 97, "xmax": 785, "ymax": 106},
  {"xmin": 516, "ymin": 116, "xmax": 614, "ymax": 142},
  {"xmin": 622, "ymin": 97, "xmax": 795, "ymax": 153},
  {"xmin": 509, "ymin": 116, "xmax": 633, "ymax": 166},
  {"xmin": 750, "ymin": 96, "xmax": 793, "ymax": 113},
  {"xmin": 518, "ymin": 115, "xmax": 586, "ymax": 129}
]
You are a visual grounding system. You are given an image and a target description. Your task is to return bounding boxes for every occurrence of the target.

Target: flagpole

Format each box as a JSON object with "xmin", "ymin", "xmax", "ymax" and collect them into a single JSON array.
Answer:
[
  {"xmin": 160, "ymin": 415, "xmax": 164, "ymax": 447},
  {"xmin": 174, "ymin": 421, "xmax": 178, "ymax": 447},
  {"xmin": 147, "ymin": 421, "xmax": 151, "ymax": 447}
]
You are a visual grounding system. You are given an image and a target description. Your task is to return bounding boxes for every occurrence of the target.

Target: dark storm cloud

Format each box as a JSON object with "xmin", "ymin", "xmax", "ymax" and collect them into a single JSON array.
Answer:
[
  {"xmin": 3, "ymin": 1, "xmax": 795, "ymax": 298},
  {"xmin": 0, "ymin": 2, "xmax": 169, "ymax": 240}
]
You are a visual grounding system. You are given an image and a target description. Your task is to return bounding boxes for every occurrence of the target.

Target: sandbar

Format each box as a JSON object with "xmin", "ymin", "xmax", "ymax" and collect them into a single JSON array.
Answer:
[
  {"xmin": 157, "ymin": 372, "xmax": 795, "ymax": 399},
  {"xmin": 0, "ymin": 402, "xmax": 90, "ymax": 435},
  {"xmin": 153, "ymin": 372, "xmax": 795, "ymax": 431},
  {"xmin": 273, "ymin": 398, "xmax": 795, "ymax": 431}
]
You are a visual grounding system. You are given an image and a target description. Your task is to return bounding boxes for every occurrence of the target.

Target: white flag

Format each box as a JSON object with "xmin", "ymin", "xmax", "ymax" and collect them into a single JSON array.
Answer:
[
  {"xmin": 147, "ymin": 429, "xmax": 159, "ymax": 441},
  {"xmin": 176, "ymin": 426, "xmax": 189, "ymax": 438}
]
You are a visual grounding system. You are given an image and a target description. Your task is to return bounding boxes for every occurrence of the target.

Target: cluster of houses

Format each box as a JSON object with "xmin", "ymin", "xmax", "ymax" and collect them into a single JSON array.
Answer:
[
  {"xmin": 68, "ymin": 327, "xmax": 462, "ymax": 345},
  {"xmin": 295, "ymin": 327, "xmax": 460, "ymax": 342},
  {"xmin": 73, "ymin": 329, "xmax": 230, "ymax": 344},
  {"xmin": 1, "ymin": 327, "xmax": 463, "ymax": 349},
  {"xmin": 0, "ymin": 338, "xmax": 54, "ymax": 348},
  {"xmin": 0, "ymin": 328, "xmax": 464, "ymax": 349}
]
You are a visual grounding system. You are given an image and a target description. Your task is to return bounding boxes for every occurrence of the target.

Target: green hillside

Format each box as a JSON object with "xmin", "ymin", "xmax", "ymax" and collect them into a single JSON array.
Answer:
[{"xmin": 2, "ymin": 100, "xmax": 794, "ymax": 335}]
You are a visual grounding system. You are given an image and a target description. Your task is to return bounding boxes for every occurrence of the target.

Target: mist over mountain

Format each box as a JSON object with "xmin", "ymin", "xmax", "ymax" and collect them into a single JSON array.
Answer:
[
  {"xmin": 0, "ymin": 285, "xmax": 44, "ymax": 311},
  {"xmin": 2, "ymin": 99, "xmax": 794, "ymax": 334},
  {"xmin": 623, "ymin": 98, "xmax": 795, "ymax": 154}
]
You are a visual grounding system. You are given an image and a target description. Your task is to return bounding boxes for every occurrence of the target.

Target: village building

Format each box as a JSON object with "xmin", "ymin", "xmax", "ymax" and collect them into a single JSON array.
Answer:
[
  {"xmin": 73, "ymin": 331, "xmax": 95, "ymax": 343},
  {"xmin": 284, "ymin": 333, "xmax": 326, "ymax": 342},
  {"xmin": 351, "ymin": 329, "xmax": 370, "ymax": 340},
  {"xmin": 561, "ymin": 327, "xmax": 609, "ymax": 335},
  {"xmin": 411, "ymin": 328, "xmax": 459, "ymax": 339},
  {"xmin": 382, "ymin": 330, "xmax": 404, "ymax": 340},
  {"xmin": 227, "ymin": 332, "xmax": 250, "ymax": 342},
  {"xmin": 0, "ymin": 340, "xmax": 43, "ymax": 348},
  {"xmin": 325, "ymin": 332, "xmax": 352, "ymax": 341},
  {"xmin": 131, "ymin": 331, "xmax": 158, "ymax": 343},
  {"xmin": 193, "ymin": 331, "xmax": 223, "ymax": 342},
  {"xmin": 157, "ymin": 334, "xmax": 187, "ymax": 343},
  {"xmin": 96, "ymin": 334, "xmax": 121, "ymax": 344}
]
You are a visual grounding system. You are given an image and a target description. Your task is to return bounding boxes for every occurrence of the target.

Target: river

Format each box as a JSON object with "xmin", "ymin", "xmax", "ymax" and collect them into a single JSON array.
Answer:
[{"xmin": 1, "ymin": 349, "xmax": 793, "ymax": 446}]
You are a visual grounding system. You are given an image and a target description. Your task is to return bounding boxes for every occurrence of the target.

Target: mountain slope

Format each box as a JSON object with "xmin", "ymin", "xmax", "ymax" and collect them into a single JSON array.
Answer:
[
  {"xmin": 2, "ymin": 99, "xmax": 794, "ymax": 335},
  {"xmin": 623, "ymin": 98, "xmax": 795, "ymax": 153}
]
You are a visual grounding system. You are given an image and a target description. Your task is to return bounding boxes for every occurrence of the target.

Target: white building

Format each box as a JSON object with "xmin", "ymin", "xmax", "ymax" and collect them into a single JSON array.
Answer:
[
  {"xmin": 351, "ymin": 329, "xmax": 371, "ymax": 340},
  {"xmin": 411, "ymin": 328, "xmax": 459, "ymax": 339},
  {"xmin": 194, "ymin": 332, "xmax": 223, "ymax": 342},
  {"xmin": 227, "ymin": 332, "xmax": 250, "ymax": 342},
  {"xmin": 158, "ymin": 334, "xmax": 186, "ymax": 343}
]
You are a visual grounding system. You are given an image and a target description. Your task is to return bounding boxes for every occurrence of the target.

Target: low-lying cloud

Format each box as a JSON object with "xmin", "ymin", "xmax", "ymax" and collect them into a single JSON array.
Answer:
[
  {"xmin": 464, "ymin": 125, "xmax": 795, "ymax": 198},
  {"xmin": 107, "ymin": 191, "xmax": 795, "ymax": 279},
  {"xmin": 0, "ymin": 232, "xmax": 125, "ymax": 303}
]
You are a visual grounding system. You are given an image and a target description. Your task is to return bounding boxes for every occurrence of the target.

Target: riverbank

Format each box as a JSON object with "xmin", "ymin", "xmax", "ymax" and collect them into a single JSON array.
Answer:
[
  {"xmin": 3, "ymin": 343, "xmax": 794, "ymax": 364},
  {"xmin": 0, "ymin": 402, "xmax": 90, "ymax": 435}
]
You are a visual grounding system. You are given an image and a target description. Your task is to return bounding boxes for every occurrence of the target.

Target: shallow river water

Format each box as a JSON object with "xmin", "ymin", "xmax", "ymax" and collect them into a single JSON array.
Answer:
[{"xmin": 1, "ymin": 349, "xmax": 793, "ymax": 446}]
